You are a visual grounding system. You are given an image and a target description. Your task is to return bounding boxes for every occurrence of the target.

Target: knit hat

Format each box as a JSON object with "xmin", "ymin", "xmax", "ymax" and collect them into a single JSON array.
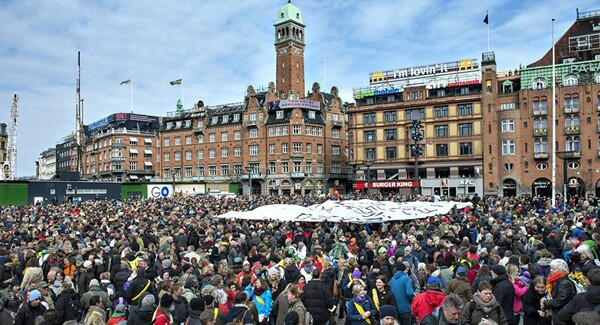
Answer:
[
  {"xmin": 268, "ymin": 267, "xmax": 279, "ymax": 276},
  {"xmin": 285, "ymin": 311, "xmax": 300, "ymax": 325},
  {"xmin": 404, "ymin": 246, "xmax": 411, "ymax": 252},
  {"xmin": 428, "ymin": 276, "xmax": 443, "ymax": 286},
  {"xmin": 142, "ymin": 294, "xmax": 156, "ymax": 307},
  {"xmin": 456, "ymin": 266, "xmax": 467, "ymax": 277},
  {"xmin": 29, "ymin": 290, "xmax": 42, "ymax": 302},
  {"xmin": 162, "ymin": 259, "xmax": 172, "ymax": 268},
  {"xmin": 243, "ymin": 260, "xmax": 251, "ymax": 266},
  {"xmin": 204, "ymin": 295, "xmax": 215, "ymax": 306},
  {"xmin": 372, "ymin": 260, "xmax": 381, "ymax": 270},
  {"xmin": 352, "ymin": 270, "xmax": 362, "ymax": 278},
  {"xmin": 378, "ymin": 247, "xmax": 387, "ymax": 254},
  {"xmin": 113, "ymin": 304, "xmax": 127, "ymax": 315},
  {"xmin": 89, "ymin": 279, "xmax": 100, "ymax": 287},
  {"xmin": 160, "ymin": 294, "xmax": 174, "ymax": 308},
  {"xmin": 491, "ymin": 265, "xmax": 506, "ymax": 276},
  {"xmin": 190, "ymin": 297, "xmax": 206, "ymax": 312},
  {"xmin": 83, "ymin": 260, "xmax": 92, "ymax": 268},
  {"xmin": 379, "ymin": 305, "xmax": 398, "ymax": 319}
]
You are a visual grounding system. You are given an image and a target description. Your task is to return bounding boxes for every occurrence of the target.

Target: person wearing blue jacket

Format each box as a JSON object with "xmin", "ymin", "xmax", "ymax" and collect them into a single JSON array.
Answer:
[
  {"xmin": 346, "ymin": 284, "xmax": 378, "ymax": 325},
  {"xmin": 389, "ymin": 262, "xmax": 414, "ymax": 325},
  {"xmin": 246, "ymin": 277, "xmax": 273, "ymax": 324}
]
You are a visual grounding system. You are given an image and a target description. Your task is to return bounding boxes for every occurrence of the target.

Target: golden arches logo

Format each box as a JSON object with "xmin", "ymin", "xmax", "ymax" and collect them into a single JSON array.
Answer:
[
  {"xmin": 458, "ymin": 59, "xmax": 474, "ymax": 71},
  {"xmin": 370, "ymin": 71, "xmax": 385, "ymax": 83}
]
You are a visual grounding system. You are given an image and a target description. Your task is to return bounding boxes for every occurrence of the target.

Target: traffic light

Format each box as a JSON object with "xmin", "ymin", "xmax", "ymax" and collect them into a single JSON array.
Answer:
[{"xmin": 411, "ymin": 145, "xmax": 423, "ymax": 157}]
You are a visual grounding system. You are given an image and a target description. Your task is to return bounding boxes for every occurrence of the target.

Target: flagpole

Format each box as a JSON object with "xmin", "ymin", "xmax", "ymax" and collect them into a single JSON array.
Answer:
[
  {"xmin": 551, "ymin": 18, "xmax": 557, "ymax": 207},
  {"xmin": 130, "ymin": 77, "xmax": 133, "ymax": 113},
  {"xmin": 181, "ymin": 81, "xmax": 184, "ymax": 109},
  {"xmin": 486, "ymin": 10, "xmax": 490, "ymax": 52}
]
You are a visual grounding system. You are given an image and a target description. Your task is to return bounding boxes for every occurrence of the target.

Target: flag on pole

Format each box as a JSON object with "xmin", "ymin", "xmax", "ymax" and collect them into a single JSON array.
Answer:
[
  {"xmin": 169, "ymin": 79, "xmax": 182, "ymax": 85},
  {"xmin": 120, "ymin": 78, "xmax": 131, "ymax": 85},
  {"xmin": 483, "ymin": 13, "xmax": 489, "ymax": 24}
]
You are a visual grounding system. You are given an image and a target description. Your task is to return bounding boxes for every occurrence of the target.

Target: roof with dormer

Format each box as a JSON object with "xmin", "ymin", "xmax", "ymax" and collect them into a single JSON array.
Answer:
[{"xmin": 275, "ymin": 0, "xmax": 304, "ymax": 26}]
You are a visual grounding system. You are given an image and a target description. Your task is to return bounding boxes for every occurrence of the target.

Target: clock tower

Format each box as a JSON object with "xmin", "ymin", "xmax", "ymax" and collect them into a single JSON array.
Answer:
[{"xmin": 274, "ymin": 1, "xmax": 305, "ymax": 99}]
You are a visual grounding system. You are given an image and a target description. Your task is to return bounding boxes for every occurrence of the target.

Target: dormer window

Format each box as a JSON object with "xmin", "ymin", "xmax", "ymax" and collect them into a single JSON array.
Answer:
[
  {"xmin": 166, "ymin": 122, "xmax": 173, "ymax": 129},
  {"xmin": 308, "ymin": 111, "xmax": 315, "ymax": 119},
  {"xmin": 211, "ymin": 117, "xmax": 218, "ymax": 124},
  {"xmin": 233, "ymin": 114, "xmax": 240, "ymax": 122},
  {"xmin": 276, "ymin": 110, "xmax": 284, "ymax": 119},
  {"xmin": 532, "ymin": 77, "xmax": 547, "ymax": 90},
  {"xmin": 281, "ymin": 13, "xmax": 284, "ymax": 18},
  {"xmin": 222, "ymin": 115, "xmax": 229, "ymax": 123},
  {"xmin": 185, "ymin": 120, "xmax": 191, "ymax": 128},
  {"xmin": 563, "ymin": 74, "xmax": 578, "ymax": 87}
]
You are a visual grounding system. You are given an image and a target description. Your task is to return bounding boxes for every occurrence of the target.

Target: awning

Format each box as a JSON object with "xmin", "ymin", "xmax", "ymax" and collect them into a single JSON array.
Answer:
[
  {"xmin": 144, "ymin": 162, "xmax": 153, "ymax": 166},
  {"xmin": 130, "ymin": 175, "xmax": 138, "ymax": 179},
  {"xmin": 129, "ymin": 149, "xmax": 138, "ymax": 153},
  {"xmin": 144, "ymin": 149, "xmax": 152, "ymax": 155},
  {"xmin": 144, "ymin": 138, "xmax": 152, "ymax": 144},
  {"xmin": 144, "ymin": 175, "xmax": 153, "ymax": 179},
  {"xmin": 129, "ymin": 137, "xmax": 138, "ymax": 142}
]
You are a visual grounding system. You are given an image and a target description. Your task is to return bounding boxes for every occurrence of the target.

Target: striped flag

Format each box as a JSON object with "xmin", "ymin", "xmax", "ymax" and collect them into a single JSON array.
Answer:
[
  {"xmin": 120, "ymin": 79, "xmax": 131, "ymax": 85},
  {"xmin": 169, "ymin": 79, "xmax": 182, "ymax": 85},
  {"xmin": 483, "ymin": 13, "xmax": 488, "ymax": 24}
]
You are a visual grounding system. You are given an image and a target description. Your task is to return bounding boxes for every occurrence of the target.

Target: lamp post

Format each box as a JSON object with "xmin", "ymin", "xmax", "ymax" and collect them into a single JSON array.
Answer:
[
  {"xmin": 245, "ymin": 165, "xmax": 253, "ymax": 197},
  {"xmin": 410, "ymin": 120, "xmax": 424, "ymax": 196},
  {"xmin": 556, "ymin": 151, "xmax": 570, "ymax": 206},
  {"xmin": 364, "ymin": 159, "xmax": 373, "ymax": 196}
]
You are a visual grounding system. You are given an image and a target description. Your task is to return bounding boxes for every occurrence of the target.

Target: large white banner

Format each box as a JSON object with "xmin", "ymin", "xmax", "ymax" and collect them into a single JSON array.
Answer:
[{"xmin": 217, "ymin": 200, "xmax": 471, "ymax": 224}]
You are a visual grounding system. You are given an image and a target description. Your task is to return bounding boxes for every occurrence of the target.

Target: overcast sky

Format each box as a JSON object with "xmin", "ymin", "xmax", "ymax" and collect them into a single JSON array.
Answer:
[{"xmin": 0, "ymin": 0, "xmax": 597, "ymax": 177}]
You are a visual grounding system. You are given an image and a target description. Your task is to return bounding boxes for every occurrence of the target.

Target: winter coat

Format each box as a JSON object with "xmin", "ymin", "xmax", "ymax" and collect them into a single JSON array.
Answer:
[
  {"xmin": 445, "ymin": 277, "xmax": 472, "ymax": 305},
  {"xmin": 462, "ymin": 298, "xmax": 507, "ymax": 325},
  {"xmin": 522, "ymin": 286, "xmax": 551, "ymax": 325},
  {"xmin": 410, "ymin": 289, "xmax": 446, "ymax": 322},
  {"xmin": 114, "ymin": 269, "xmax": 131, "ymax": 297},
  {"xmin": 13, "ymin": 302, "xmax": 46, "ymax": 325},
  {"xmin": 125, "ymin": 270, "xmax": 154, "ymax": 305},
  {"xmin": 370, "ymin": 287, "xmax": 397, "ymax": 311},
  {"xmin": 54, "ymin": 288, "xmax": 78, "ymax": 324},
  {"xmin": 129, "ymin": 304, "xmax": 155, "ymax": 325},
  {"xmin": 186, "ymin": 310, "xmax": 202, "ymax": 325},
  {"xmin": 288, "ymin": 299, "xmax": 307, "ymax": 325},
  {"xmin": 226, "ymin": 304, "xmax": 253, "ymax": 325},
  {"xmin": 81, "ymin": 286, "xmax": 109, "ymax": 311},
  {"xmin": 557, "ymin": 285, "xmax": 600, "ymax": 325},
  {"xmin": 346, "ymin": 296, "xmax": 377, "ymax": 325},
  {"xmin": 389, "ymin": 271, "xmax": 414, "ymax": 314},
  {"xmin": 171, "ymin": 296, "xmax": 190, "ymax": 325},
  {"xmin": 542, "ymin": 275, "xmax": 576, "ymax": 312},
  {"xmin": 153, "ymin": 309, "xmax": 172, "ymax": 325},
  {"xmin": 83, "ymin": 305, "xmax": 106, "ymax": 325},
  {"xmin": 78, "ymin": 269, "xmax": 94, "ymax": 294},
  {"xmin": 512, "ymin": 279, "xmax": 528, "ymax": 313},
  {"xmin": 491, "ymin": 274, "xmax": 515, "ymax": 324},
  {"xmin": 20, "ymin": 267, "xmax": 43, "ymax": 291},
  {"xmin": 285, "ymin": 265, "xmax": 301, "ymax": 284},
  {"xmin": 273, "ymin": 287, "xmax": 289, "ymax": 325},
  {"xmin": 245, "ymin": 285, "xmax": 272, "ymax": 320},
  {"xmin": 302, "ymin": 278, "xmax": 334, "ymax": 325}
]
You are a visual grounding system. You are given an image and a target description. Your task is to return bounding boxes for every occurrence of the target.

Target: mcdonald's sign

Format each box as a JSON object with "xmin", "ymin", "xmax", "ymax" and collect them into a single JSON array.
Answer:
[
  {"xmin": 458, "ymin": 59, "xmax": 475, "ymax": 71},
  {"xmin": 370, "ymin": 71, "xmax": 386, "ymax": 83}
]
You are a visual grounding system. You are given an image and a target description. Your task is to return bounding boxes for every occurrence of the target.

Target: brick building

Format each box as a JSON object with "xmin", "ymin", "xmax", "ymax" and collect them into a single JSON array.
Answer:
[
  {"xmin": 158, "ymin": 1, "xmax": 349, "ymax": 195},
  {"xmin": 482, "ymin": 9, "xmax": 600, "ymax": 198},
  {"xmin": 348, "ymin": 58, "xmax": 484, "ymax": 197}
]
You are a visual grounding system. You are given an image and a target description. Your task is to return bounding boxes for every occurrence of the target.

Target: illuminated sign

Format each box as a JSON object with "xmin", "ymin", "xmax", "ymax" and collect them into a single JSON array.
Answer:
[
  {"xmin": 269, "ymin": 99, "xmax": 320, "ymax": 111},
  {"xmin": 569, "ymin": 62, "xmax": 600, "ymax": 74},
  {"xmin": 88, "ymin": 117, "xmax": 110, "ymax": 130},
  {"xmin": 354, "ymin": 86, "xmax": 401, "ymax": 99},
  {"xmin": 355, "ymin": 180, "xmax": 420, "ymax": 189},
  {"xmin": 446, "ymin": 80, "xmax": 481, "ymax": 87},
  {"xmin": 369, "ymin": 58, "xmax": 479, "ymax": 84}
]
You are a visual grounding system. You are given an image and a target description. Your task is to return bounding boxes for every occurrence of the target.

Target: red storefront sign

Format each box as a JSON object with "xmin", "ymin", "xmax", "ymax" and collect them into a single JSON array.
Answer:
[{"xmin": 354, "ymin": 180, "xmax": 420, "ymax": 189}]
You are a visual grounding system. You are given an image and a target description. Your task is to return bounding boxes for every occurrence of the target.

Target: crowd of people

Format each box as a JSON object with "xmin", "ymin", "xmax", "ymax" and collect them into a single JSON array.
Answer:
[{"xmin": 0, "ymin": 192, "xmax": 599, "ymax": 325}]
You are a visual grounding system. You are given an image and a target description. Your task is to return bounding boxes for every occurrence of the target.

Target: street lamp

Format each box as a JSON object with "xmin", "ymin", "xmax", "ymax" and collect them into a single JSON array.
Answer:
[
  {"xmin": 410, "ymin": 120, "xmax": 424, "ymax": 196},
  {"xmin": 245, "ymin": 165, "xmax": 253, "ymax": 197},
  {"xmin": 556, "ymin": 151, "xmax": 571, "ymax": 206},
  {"xmin": 364, "ymin": 159, "xmax": 373, "ymax": 196}
]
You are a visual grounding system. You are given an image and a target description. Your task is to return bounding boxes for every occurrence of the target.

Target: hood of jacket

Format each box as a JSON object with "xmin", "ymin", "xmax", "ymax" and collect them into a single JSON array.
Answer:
[
  {"xmin": 424, "ymin": 290, "xmax": 447, "ymax": 307},
  {"xmin": 136, "ymin": 305, "xmax": 155, "ymax": 322},
  {"xmin": 393, "ymin": 271, "xmax": 406, "ymax": 280}
]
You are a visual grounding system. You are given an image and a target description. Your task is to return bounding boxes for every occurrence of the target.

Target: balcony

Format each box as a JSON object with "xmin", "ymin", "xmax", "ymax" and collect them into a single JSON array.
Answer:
[
  {"xmin": 290, "ymin": 172, "xmax": 305, "ymax": 178},
  {"xmin": 532, "ymin": 109, "xmax": 548, "ymax": 116},
  {"xmin": 245, "ymin": 120, "xmax": 258, "ymax": 127},
  {"xmin": 331, "ymin": 120, "xmax": 343, "ymax": 128},
  {"xmin": 193, "ymin": 126, "xmax": 204, "ymax": 134},
  {"xmin": 565, "ymin": 126, "xmax": 580, "ymax": 135},
  {"xmin": 533, "ymin": 128, "xmax": 548, "ymax": 136},
  {"xmin": 534, "ymin": 152, "xmax": 549, "ymax": 160},
  {"xmin": 110, "ymin": 156, "xmax": 125, "ymax": 162},
  {"xmin": 111, "ymin": 142, "xmax": 126, "ymax": 148}
]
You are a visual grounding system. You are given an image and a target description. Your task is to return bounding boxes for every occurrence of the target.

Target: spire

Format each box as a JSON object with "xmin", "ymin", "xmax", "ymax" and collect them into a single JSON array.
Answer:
[{"xmin": 275, "ymin": 0, "xmax": 304, "ymax": 26}]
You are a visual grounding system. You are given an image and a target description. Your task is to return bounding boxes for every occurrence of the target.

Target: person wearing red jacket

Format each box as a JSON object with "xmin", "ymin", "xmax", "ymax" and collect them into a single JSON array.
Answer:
[
  {"xmin": 153, "ymin": 294, "xmax": 174, "ymax": 325},
  {"xmin": 410, "ymin": 276, "xmax": 446, "ymax": 323}
]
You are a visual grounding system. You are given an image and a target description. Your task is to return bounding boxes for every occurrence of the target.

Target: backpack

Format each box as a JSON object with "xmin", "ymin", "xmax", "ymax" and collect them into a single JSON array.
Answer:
[
  {"xmin": 232, "ymin": 310, "xmax": 248, "ymax": 324},
  {"xmin": 64, "ymin": 295, "xmax": 83, "ymax": 321},
  {"xmin": 304, "ymin": 309, "xmax": 313, "ymax": 325}
]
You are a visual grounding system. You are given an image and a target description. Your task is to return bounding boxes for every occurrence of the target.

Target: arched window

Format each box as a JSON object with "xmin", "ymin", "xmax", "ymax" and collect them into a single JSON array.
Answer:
[
  {"xmin": 501, "ymin": 119, "xmax": 514, "ymax": 132},
  {"xmin": 566, "ymin": 136, "xmax": 580, "ymax": 151},
  {"xmin": 565, "ymin": 115, "xmax": 580, "ymax": 127},
  {"xmin": 534, "ymin": 138, "xmax": 548, "ymax": 153},
  {"xmin": 532, "ymin": 77, "xmax": 547, "ymax": 90},
  {"xmin": 502, "ymin": 140, "xmax": 516, "ymax": 155},
  {"xmin": 534, "ymin": 117, "xmax": 548, "ymax": 128},
  {"xmin": 563, "ymin": 74, "xmax": 579, "ymax": 87}
]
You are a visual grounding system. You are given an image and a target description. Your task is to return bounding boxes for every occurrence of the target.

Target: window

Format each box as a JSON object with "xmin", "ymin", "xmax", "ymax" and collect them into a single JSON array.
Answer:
[
  {"xmin": 365, "ymin": 148, "xmax": 376, "ymax": 160},
  {"xmin": 281, "ymin": 161, "xmax": 289, "ymax": 173},
  {"xmin": 198, "ymin": 149, "xmax": 204, "ymax": 160},
  {"xmin": 460, "ymin": 87, "xmax": 470, "ymax": 95},
  {"xmin": 129, "ymin": 150, "xmax": 138, "ymax": 158},
  {"xmin": 306, "ymin": 143, "xmax": 311, "ymax": 153},
  {"xmin": 435, "ymin": 125, "xmax": 448, "ymax": 137},
  {"xmin": 174, "ymin": 137, "xmax": 181, "ymax": 145},
  {"xmin": 221, "ymin": 147, "xmax": 228, "ymax": 158},
  {"xmin": 534, "ymin": 118, "xmax": 548, "ymax": 129},
  {"xmin": 436, "ymin": 89, "xmax": 445, "ymax": 97},
  {"xmin": 129, "ymin": 138, "xmax": 138, "ymax": 145},
  {"xmin": 434, "ymin": 106, "xmax": 448, "ymax": 118},
  {"xmin": 250, "ymin": 129, "xmax": 258, "ymax": 138},
  {"xmin": 198, "ymin": 135, "xmax": 204, "ymax": 143},
  {"xmin": 209, "ymin": 149, "xmax": 216, "ymax": 159},
  {"xmin": 293, "ymin": 125, "xmax": 302, "ymax": 134},
  {"xmin": 184, "ymin": 166, "xmax": 192, "ymax": 177},
  {"xmin": 283, "ymin": 126, "xmax": 289, "ymax": 135},
  {"xmin": 268, "ymin": 162, "xmax": 275, "ymax": 175},
  {"xmin": 459, "ymin": 123, "xmax": 473, "ymax": 136},
  {"xmin": 317, "ymin": 161, "xmax": 324, "ymax": 173},
  {"xmin": 175, "ymin": 151, "xmax": 182, "ymax": 161},
  {"xmin": 436, "ymin": 144, "xmax": 448, "ymax": 157},
  {"xmin": 209, "ymin": 165, "xmax": 217, "ymax": 176},
  {"xmin": 222, "ymin": 115, "xmax": 229, "ymax": 123},
  {"xmin": 234, "ymin": 147, "xmax": 242, "ymax": 157},
  {"xmin": 532, "ymin": 77, "xmax": 547, "ymax": 89},
  {"xmin": 458, "ymin": 104, "xmax": 473, "ymax": 116},
  {"xmin": 563, "ymin": 74, "xmax": 578, "ymax": 87},
  {"xmin": 384, "ymin": 111, "xmax": 397, "ymax": 122},
  {"xmin": 534, "ymin": 138, "xmax": 548, "ymax": 153},
  {"xmin": 234, "ymin": 131, "xmax": 241, "ymax": 140},
  {"xmin": 211, "ymin": 117, "xmax": 219, "ymax": 124},
  {"xmin": 221, "ymin": 132, "xmax": 228, "ymax": 142},
  {"xmin": 533, "ymin": 100, "xmax": 548, "ymax": 115},
  {"xmin": 536, "ymin": 163, "xmax": 548, "ymax": 170},
  {"xmin": 269, "ymin": 144, "xmax": 275, "ymax": 154},
  {"xmin": 317, "ymin": 144, "xmax": 323, "ymax": 154},
  {"xmin": 185, "ymin": 136, "xmax": 192, "ymax": 145},
  {"xmin": 129, "ymin": 161, "xmax": 137, "ymax": 170},
  {"xmin": 502, "ymin": 140, "xmax": 516, "ymax": 155},
  {"xmin": 500, "ymin": 103, "xmax": 516, "ymax": 110},
  {"xmin": 164, "ymin": 152, "xmax": 170, "ymax": 161},
  {"xmin": 282, "ymin": 143, "xmax": 288, "ymax": 153},
  {"xmin": 276, "ymin": 110, "xmax": 284, "ymax": 119},
  {"xmin": 364, "ymin": 113, "xmax": 376, "ymax": 124},
  {"xmin": 308, "ymin": 111, "xmax": 316, "ymax": 119},
  {"xmin": 293, "ymin": 142, "xmax": 302, "ymax": 153},
  {"xmin": 565, "ymin": 97, "xmax": 580, "ymax": 113},
  {"xmin": 293, "ymin": 161, "xmax": 302, "ymax": 172},
  {"xmin": 164, "ymin": 138, "xmax": 170, "ymax": 146},
  {"xmin": 566, "ymin": 136, "xmax": 580, "ymax": 151},
  {"xmin": 435, "ymin": 167, "xmax": 450, "ymax": 178},
  {"xmin": 386, "ymin": 147, "xmax": 397, "ymax": 159},
  {"xmin": 249, "ymin": 145, "xmax": 259, "ymax": 156},
  {"xmin": 331, "ymin": 161, "xmax": 341, "ymax": 173},
  {"xmin": 459, "ymin": 142, "xmax": 473, "ymax": 156},
  {"xmin": 196, "ymin": 165, "xmax": 204, "ymax": 176},
  {"xmin": 186, "ymin": 151, "xmax": 192, "ymax": 160},
  {"xmin": 221, "ymin": 165, "xmax": 229, "ymax": 176},
  {"xmin": 305, "ymin": 161, "xmax": 312, "ymax": 173},
  {"xmin": 406, "ymin": 108, "xmax": 425, "ymax": 121},
  {"xmin": 501, "ymin": 119, "xmax": 515, "ymax": 132},
  {"xmin": 364, "ymin": 130, "xmax": 376, "ymax": 142},
  {"xmin": 209, "ymin": 133, "xmax": 216, "ymax": 142},
  {"xmin": 385, "ymin": 129, "xmax": 397, "ymax": 140},
  {"xmin": 332, "ymin": 146, "xmax": 340, "ymax": 156},
  {"xmin": 163, "ymin": 168, "xmax": 171, "ymax": 178},
  {"xmin": 249, "ymin": 112, "xmax": 256, "ymax": 121},
  {"xmin": 332, "ymin": 129, "xmax": 340, "ymax": 138},
  {"xmin": 565, "ymin": 115, "xmax": 580, "ymax": 128}
]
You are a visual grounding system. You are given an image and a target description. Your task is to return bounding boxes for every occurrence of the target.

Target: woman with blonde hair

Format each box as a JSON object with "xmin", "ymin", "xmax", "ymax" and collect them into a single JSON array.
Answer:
[
  {"xmin": 286, "ymin": 284, "xmax": 307, "ymax": 325},
  {"xmin": 506, "ymin": 264, "xmax": 528, "ymax": 325}
]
